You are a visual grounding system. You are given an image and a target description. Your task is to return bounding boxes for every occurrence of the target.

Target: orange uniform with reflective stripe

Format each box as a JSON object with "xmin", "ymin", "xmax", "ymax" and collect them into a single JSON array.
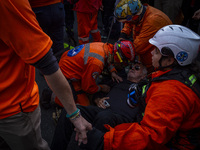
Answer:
[
  {"xmin": 121, "ymin": 4, "xmax": 172, "ymax": 71},
  {"xmin": 55, "ymin": 42, "xmax": 115, "ymax": 106},
  {"xmin": 104, "ymin": 70, "xmax": 200, "ymax": 149},
  {"xmin": 76, "ymin": 11, "xmax": 101, "ymax": 45},
  {"xmin": 0, "ymin": 0, "xmax": 52, "ymax": 119},
  {"xmin": 29, "ymin": 0, "xmax": 62, "ymax": 8},
  {"xmin": 74, "ymin": 0, "xmax": 102, "ymax": 44}
]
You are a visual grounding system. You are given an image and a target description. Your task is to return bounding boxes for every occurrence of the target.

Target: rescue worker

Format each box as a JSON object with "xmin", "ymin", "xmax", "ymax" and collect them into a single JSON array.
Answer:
[
  {"xmin": 114, "ymin": 0, "xmax": 172, "ymax": 72},
  {"xmin": 0, "ymin": 0, "xmax": 91, "ymax": 150},
  {"xmin": 47, "ymin": 41, "xmax": 136, "ymax": 107},
  {"xmin": 80, "ymin": 25, "xmax": 200, "ymax": 150},
  {"xmin": 73, "ymin": 0, "xmax": 102, "ymax": 44}
]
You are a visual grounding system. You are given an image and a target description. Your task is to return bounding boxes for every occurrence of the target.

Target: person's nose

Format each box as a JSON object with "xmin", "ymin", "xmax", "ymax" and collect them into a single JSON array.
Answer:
[{"xmin": 131, "ymin": 66, "xmax": 135, "ymax": 71}]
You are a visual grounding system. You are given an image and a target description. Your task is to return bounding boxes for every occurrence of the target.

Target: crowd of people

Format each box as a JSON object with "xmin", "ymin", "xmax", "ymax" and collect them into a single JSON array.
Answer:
[{"xmin": 0, "ymin": 0, "xmax": 200, "ymax": 150}]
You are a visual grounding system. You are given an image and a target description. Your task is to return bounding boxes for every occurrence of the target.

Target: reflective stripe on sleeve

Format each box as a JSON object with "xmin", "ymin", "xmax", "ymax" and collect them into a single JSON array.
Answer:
[
  {"xmin": 90, "ymin": 29, "xmax": 100, "ymax": 33},
  {"xmin": 83, "ymin": 44, "xmax": 104, "ymax": 65},
  {"xmin": 78, "ymin": 36, "xmax": 89, "ymax": 42}
]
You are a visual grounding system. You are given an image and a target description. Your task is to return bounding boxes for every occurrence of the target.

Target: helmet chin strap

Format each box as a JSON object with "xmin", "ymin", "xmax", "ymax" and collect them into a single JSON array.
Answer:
[{"xmin": 138, "ymin": 5, "xmax": 146, "ymax": 22}]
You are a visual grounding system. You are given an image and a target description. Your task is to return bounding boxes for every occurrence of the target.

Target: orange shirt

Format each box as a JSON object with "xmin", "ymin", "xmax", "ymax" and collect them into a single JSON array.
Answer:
[
  {"xmin": 29, "ymin": 0, "xmax": 62, "ymax": 8},
  {"xmin": 55, "ymin": 42, "xmax": 115, "ymax": 106},
  {"xmin": 121, "ymin": 4, "xmax": 172, "ymax": 71},
  {"xmin": 0, "ymin": 0, "xmax": 52, "ymax": 119},
  {"xmin": 59, "ymin": 42, "xmax": 113, "ymax": 94}
]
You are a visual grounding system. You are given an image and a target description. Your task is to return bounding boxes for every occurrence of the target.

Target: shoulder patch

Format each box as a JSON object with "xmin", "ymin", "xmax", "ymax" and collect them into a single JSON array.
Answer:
[{"xmin": 67, "ymin": 44, "xmax": 84, "ymax": 57}]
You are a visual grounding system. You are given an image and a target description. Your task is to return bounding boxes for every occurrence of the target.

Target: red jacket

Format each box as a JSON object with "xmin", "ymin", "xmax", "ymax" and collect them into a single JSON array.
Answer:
[
  {"xmin": 104, "ymin": 70, "xmax": 200, "ymax": 150},
  {"xmin": 73, "ymin": 0, "xmax": 102, "ymax": 13},
  {"xmin": 121, "ymin": 4, "xmax": 172, "ymax": 70}
]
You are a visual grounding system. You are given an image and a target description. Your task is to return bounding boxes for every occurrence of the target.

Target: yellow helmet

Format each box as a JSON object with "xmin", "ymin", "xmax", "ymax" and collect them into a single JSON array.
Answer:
[{"xmin": 114, "ymin": 0, "xmax": 142, "ymax": 21}]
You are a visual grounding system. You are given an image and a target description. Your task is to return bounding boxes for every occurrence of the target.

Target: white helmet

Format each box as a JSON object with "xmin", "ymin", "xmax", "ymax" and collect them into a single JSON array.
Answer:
[{"xmin": 149, "ymin": 25, "xmax": 200, "ymax": 66}]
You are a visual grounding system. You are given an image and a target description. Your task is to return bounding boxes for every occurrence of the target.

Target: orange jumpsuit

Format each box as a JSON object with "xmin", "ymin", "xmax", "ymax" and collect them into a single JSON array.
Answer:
[
  {"xmin": 121, "ymin": 4, "xmax": 172, "ymax": 72},
  {"xmin": 104, "ymin": 70, "xmax": 200, "ymax": 149},
  {"xmin": 55, "ymin": 42, "xmax": 116, "ymax": 106},
  {"xmin": 0, "ymin": 0, "xmax": 52, "ymax": 119},
  {"xmin": 73, "ymin": 0, "xmax": 102, "ymax": 44}
]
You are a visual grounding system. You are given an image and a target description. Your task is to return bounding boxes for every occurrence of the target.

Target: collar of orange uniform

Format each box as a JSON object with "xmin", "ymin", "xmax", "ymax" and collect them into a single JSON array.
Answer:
[
  {"xmin": 133, "ymin": 4, "xmax": 148, "ymax": 35},
  {"xmin": 138, "ymin": 4, "xmax": 148, "ymax": 24},
  {"xmin": 151, "ymin": 69, "xmax": 172, "ymax": 79},
  {"xmin": 103, "ymin": 43, "xmax": 114, "ymax": 55},
  {"xmin": 103, "ymin": 43, "xmax": 115, "ymax": 66}
]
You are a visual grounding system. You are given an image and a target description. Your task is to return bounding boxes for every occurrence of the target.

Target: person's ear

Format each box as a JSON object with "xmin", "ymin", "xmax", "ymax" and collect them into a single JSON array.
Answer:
[{"xmin": 166, "ymin": 56, "xmax": 175, "ymax": 66}]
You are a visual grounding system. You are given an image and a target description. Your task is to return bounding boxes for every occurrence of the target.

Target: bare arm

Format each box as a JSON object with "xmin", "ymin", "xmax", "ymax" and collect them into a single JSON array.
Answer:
[
  {"xmin": 44, "ymin": 68, "xmax": 92, "ymax": 144},
  {"xmin": 44, "ymin": 68, "xmax": 75, "ymax": 113}
]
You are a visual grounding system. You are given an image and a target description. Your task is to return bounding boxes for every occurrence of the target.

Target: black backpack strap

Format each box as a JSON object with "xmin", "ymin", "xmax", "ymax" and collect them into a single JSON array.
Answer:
[
  {"xmin": 136, "ymin": 68, "xmax": 200, "ymax": 123},
  {"xmin": 135, "ymin": 79, "xmax": 150, "ymax": 123},
  {"xmin": 152, "ymin": 68, "xmax": 200, "ymax": 98}
]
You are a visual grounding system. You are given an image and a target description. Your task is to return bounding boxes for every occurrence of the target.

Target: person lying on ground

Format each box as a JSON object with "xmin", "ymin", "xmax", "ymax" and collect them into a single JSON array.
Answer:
[{"xmin": 50, "ymin": 62, "xmax": 148, "ymax": 150}]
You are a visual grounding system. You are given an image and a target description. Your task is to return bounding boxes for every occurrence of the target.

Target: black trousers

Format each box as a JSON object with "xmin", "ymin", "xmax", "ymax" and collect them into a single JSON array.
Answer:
[
  {"xmin": 101, "ymin": 0, "xmax": 116, "ymax": 32},
  {"xmin": 51, "ymin": 105, "xmax": 132, "ymax": 150}
]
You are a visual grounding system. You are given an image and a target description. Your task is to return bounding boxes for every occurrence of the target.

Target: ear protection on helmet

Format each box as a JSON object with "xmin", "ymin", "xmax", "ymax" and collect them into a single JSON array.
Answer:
[{"xmin": 161, "ymin": 47, "xmax": 174, "ymax": 57}]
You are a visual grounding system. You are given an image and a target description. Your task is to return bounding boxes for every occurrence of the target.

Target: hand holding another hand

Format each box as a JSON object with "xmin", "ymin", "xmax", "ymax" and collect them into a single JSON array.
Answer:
[{"xmin": 71, "ymin": 116, "xmax": 92, "ymax": 146}]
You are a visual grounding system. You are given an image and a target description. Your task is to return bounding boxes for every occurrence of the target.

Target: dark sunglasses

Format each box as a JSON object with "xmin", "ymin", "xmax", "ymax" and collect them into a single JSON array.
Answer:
[{"xmin": 131, "ymin": 65, "xmax": 140, "ymax": 71}]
